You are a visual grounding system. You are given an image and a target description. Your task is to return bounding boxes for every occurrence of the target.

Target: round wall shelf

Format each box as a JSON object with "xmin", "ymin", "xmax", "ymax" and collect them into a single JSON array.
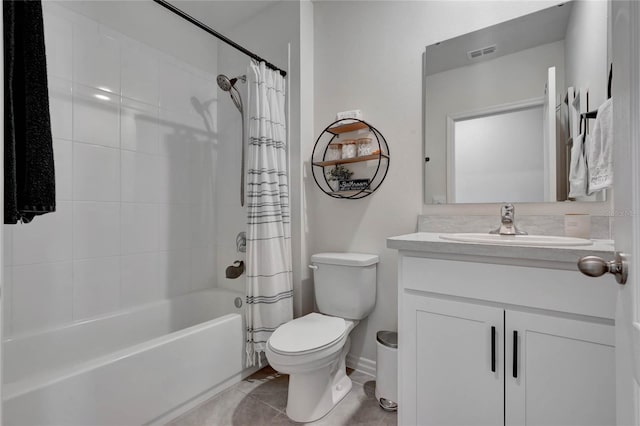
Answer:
[{"xmin": 311, "ymin": 119, "xmax": 390, "ymax": 199}]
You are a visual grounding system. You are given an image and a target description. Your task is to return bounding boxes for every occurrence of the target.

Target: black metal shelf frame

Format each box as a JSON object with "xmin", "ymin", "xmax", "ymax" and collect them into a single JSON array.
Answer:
[{"xmin": 311, "ymin": 119, "xmax": 390, "ymax": 200}]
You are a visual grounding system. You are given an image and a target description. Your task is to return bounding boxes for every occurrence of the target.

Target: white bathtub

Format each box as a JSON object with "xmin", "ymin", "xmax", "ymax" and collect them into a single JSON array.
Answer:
[{"xmin": 3, "ymin": 288, "xmax": 248, "ymax": 425}]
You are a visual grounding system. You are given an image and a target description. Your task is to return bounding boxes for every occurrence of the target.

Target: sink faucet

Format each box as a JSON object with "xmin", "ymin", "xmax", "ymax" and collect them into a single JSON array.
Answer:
[{"xmin": 490, "ymin": 203, "xmax": 527, "ymax": 236}]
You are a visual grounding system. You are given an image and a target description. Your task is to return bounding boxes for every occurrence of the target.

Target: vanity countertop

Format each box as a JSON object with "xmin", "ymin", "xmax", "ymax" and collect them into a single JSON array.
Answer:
[{"xmin": 387, "ymin": 232, "xmax": 615, "ymax": 268}]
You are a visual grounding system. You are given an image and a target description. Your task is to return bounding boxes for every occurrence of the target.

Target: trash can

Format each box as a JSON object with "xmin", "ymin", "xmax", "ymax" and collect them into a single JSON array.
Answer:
[{"xmin": 375, "ymin": 330, "xmax": 398, "ymax": 411}]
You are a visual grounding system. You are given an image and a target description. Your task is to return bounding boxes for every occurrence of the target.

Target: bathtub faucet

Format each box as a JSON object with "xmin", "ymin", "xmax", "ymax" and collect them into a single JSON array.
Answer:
[{"xmin": 225, "ymin": 260, "xmax": 245, "ymax": 279}]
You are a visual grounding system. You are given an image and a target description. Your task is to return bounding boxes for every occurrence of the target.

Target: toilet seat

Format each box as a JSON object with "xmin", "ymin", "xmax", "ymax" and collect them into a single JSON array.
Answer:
[{"xmin": 268, "ymin": 313, "xmax": 347, "ymax": 355}]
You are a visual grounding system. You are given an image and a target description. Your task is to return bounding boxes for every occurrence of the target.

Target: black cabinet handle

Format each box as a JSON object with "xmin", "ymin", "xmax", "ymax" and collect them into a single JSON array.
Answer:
[
  {"xmin": 491, "ymin": 326, "xmax": 496, "ymax": 372},
  {"xmin": 513, "ymin": 330, "xmax": 518, "ymax": 378}
]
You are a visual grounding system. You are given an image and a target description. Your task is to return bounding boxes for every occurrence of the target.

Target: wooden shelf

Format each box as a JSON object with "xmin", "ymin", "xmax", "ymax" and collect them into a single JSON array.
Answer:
[
  {"xmin": 311, "ymin": 118, "xmax": 389, "ymax": 200},
  {"xmin": 312, "ymin": 153, "xmax": 389, "ymax": 168},
  {"xmin": 327, "ymin": 121, "xmax": 369, "ymax": 135}
]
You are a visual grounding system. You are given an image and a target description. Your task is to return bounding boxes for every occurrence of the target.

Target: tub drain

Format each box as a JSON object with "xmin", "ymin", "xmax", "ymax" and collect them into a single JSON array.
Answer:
[{"xmin": 234, "ymin": 297, "xmax": 243, "ymax": 308}]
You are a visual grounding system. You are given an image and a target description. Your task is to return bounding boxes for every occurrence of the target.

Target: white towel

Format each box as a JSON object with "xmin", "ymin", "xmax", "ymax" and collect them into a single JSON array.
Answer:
[
  {"xmin": 587, "ymin": 98, "xmax": 613, "ymax": 194},
  {"xmin": 568, "ymin": 132, "xmax": 588, "ymax": 198}
]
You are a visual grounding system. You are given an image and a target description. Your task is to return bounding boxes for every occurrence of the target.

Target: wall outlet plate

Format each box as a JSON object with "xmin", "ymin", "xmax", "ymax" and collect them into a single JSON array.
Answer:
[{"xmin": 336, "ymin": 109, "xmax": 363, "ymax": 121}]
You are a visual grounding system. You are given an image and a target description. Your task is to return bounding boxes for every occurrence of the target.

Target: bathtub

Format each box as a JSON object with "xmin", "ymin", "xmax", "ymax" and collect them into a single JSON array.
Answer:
[{"xmin": 3, "ymin": 288, "xmax": 249, "ymax": 425}]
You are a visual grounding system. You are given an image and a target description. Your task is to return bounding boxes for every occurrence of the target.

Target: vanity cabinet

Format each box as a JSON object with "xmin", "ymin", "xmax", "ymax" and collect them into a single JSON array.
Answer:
[
  {"xmin": 405, "ymin": 294, "xmax": 614, "ymax": 426},
  {"xmin": 504, "ymin": 310, "xmax": 614, "ymax": 426},
  {"xmin": 389, "ymin": 236, "xmax": 618, "ymax": 426},
  {"xmin": 405, "ymin": 295, "xmax": 504, "ymax": 425}
]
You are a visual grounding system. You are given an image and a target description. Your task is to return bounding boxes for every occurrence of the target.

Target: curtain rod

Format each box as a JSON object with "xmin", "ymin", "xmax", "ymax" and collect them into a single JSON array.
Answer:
[{"xmin": 152, "ymin": 0, "xmax": 287, "ymax": 78}]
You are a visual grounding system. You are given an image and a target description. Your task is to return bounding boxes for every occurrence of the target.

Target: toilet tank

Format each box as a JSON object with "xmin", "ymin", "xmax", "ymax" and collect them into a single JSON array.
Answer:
[{"xmin": 310, "ymin": 253, "xmax": 379, "ymax": 320}]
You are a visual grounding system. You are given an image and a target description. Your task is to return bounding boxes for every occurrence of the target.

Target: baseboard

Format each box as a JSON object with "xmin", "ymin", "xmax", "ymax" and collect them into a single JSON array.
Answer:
[{"xmin": 346, "ymin": 353, "xmax": 377, "ymax": 378}]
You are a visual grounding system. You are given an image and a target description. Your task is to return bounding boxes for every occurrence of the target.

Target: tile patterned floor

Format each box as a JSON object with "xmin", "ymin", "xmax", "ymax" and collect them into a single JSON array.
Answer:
[{"xmin": 166, "ymin": 367, "xmax": 397, "ymax": 426}]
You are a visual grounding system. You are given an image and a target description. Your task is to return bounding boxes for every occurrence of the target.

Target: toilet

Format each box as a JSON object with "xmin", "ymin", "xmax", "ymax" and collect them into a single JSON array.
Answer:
[{"xmin": 265, "ymin": 252, "xmax": 379, "ymax": 423}]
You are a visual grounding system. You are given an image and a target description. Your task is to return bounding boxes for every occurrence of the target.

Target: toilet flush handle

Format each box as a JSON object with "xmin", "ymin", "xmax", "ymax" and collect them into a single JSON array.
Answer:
[{"xmin": 308, "ymin": 264, "xmax": 318, "ymax": 270}]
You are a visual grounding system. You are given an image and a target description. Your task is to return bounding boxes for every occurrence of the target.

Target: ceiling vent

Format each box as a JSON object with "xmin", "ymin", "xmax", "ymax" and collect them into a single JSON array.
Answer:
[{"xmin": 467, "ymin": 44, "xmax": 497, "ymax": 60}]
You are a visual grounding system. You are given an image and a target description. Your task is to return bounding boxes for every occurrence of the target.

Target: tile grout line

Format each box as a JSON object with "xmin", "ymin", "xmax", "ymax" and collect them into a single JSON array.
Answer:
[{"xmin": 245, "ymin": 392, "xmax": 287, "ymax": 416}]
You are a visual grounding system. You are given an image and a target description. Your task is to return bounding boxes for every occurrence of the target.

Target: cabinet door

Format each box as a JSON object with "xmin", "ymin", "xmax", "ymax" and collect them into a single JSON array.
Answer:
[
  {"xmin": 505, "ymin": 310, "xmax": 615, "ymax": 426},
  {"xmin": 402, "ymin": 294, "xmax": 504, "ymax": 426}
]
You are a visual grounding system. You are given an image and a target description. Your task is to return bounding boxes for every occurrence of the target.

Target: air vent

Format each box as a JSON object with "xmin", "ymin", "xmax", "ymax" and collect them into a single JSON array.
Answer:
[
  {"xmin": 482, "ymin": 45, "xmax": 496, "ymax": 55},
  {"xmin": 467, "ymin": 44, "xmax": 497, "ymax": 60},
  {"xmin": 468, "ymin": 49, "xmax": 483, "ymax": 59}
]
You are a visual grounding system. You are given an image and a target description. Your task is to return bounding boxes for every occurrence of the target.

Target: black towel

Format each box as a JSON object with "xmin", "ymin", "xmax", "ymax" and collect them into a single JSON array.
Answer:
[{"xmin": 4, "ymin": 0, "xmax": 55, "ymax": 224}]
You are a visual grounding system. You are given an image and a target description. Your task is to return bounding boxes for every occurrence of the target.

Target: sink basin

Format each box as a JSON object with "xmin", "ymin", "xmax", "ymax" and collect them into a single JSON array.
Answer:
[{"xmin": 439, "ymin": 233, "xmax": 593, "ymax": 247}]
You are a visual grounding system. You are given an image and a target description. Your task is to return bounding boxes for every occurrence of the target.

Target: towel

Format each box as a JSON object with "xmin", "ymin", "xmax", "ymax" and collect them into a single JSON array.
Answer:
[
  {"xmin": 4, "ymin": 0, "xmax": 56, "ymax": 224},
  {"xmin": 568, "ymin": 132, "xmax": 588, "ymax": 198},
  {"xmin": 586, "ymin": 98, "xmax": 613, "ymax": 194}
]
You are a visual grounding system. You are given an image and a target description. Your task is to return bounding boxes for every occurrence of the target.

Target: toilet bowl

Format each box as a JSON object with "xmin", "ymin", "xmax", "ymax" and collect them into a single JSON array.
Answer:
[
  {"xmin": 265, "ymin": 252, "xmax": 379, "ymax": 423},
  {"xmin": 266, "ymin": 313, "xmax": 357, "ymax": 423}
]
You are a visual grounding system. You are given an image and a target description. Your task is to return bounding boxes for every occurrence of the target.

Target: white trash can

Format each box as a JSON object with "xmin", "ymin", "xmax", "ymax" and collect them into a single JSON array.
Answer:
[{"xmin": 375, "ymin": 330, "xmax": 398, "ymax": 411}]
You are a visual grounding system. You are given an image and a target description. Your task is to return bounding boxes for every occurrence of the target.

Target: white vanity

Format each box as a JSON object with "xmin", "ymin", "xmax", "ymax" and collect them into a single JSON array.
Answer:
[{"xmin": 388, "ymin": 233, "xmax": 618, "ymax": 426}]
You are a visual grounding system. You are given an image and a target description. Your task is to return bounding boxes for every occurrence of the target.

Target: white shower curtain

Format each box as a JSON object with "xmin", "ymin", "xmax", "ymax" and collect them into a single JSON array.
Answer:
[{"xmin": 245, "ymin": 61, "xmax": 292, "ymax": 367}]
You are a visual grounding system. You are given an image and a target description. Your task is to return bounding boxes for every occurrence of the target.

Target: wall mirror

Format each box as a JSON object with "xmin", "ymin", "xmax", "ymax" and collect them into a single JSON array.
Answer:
[{"xmin": 423, "ymin": 1, "xmax": 609, "ymax": 204}]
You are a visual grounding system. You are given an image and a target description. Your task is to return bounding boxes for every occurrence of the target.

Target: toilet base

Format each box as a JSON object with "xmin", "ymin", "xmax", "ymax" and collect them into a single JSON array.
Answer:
[{"xmin": 285, "ymin": 339, "xmax": 352, "ymax": 423}]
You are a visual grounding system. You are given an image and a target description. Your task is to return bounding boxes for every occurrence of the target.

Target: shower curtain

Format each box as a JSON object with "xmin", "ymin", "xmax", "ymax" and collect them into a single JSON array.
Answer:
[{"xmin": 245, "ymin": 61, "xmax": 292, "ymax": 367}]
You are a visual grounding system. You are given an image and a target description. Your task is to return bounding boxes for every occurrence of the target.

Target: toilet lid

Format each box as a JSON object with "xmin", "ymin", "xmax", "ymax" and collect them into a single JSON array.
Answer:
[{"xmin": 269, "ymin": 313, "xmax": 347, "ymax": 354}]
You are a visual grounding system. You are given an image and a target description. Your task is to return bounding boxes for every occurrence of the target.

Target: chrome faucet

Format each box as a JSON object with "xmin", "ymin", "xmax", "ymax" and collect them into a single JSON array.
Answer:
[{"xmin": 490, "ymin": 203, "xmax": 527, "ymax": 236}]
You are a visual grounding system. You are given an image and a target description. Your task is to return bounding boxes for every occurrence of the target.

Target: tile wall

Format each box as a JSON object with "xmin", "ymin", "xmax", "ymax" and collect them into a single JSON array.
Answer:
[{"xmin": 3, "ymin": 3, "xmax": 221, "ymax": 337}]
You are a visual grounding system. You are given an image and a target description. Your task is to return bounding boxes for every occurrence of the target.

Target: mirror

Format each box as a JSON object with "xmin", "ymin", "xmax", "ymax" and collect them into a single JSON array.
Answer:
[{"xmin": 423, "ymin": 1, "xmax": 609, "ymax": 204}]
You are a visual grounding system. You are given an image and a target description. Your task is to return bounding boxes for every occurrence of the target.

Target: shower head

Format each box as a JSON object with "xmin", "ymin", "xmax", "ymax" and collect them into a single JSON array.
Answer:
[
  {"xmin": 217, "ymin": 74, "xmax": 245, "ymax": 114},
  {"xmin": 217, "ymin": 74, "xmax": 246, "ymax": 92},
  {"xmin": 216, "ymin": 74, "xmax": 247, "ymax": 207}
]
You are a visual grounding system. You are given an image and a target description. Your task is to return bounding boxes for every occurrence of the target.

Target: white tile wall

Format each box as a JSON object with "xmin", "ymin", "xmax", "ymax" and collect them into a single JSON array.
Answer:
[
  {"xmin": 157, "ymin": 204, "xmax": 192, "ymax": 251},
  {"xmin": 73, "ymin": 257, "xmax": 120, "ymax": 319},
  {"xmin": 3, "ymin": 226, "xmax": 13, "ymax": 269},
  {"xmin": 190, "ymin": 246, "xmax": 217, "ymax": 292},
  {"xmin": 42, "ymin": 5, "xmax": 73, "ymax": 80},
  {"xmin": 3, "ymin": 267, "xmax": 13, "ymax": 336},
  {"xmin": 121, "ymin": 203, "xmax": 160, "ymax": 254},
  {"xmin": 72, "ymin": 84, "xmax": 120, "ymax": 148},
  {"xmin": 53, "ymin": 139, "xmax": 73, "ymax": 200},
  {"xmin": 73, "ymin": 202, "xmax": 121, "ymax": 259},
  {"xmin": 121, "ymin": 150, "xmax": 160, "ymax": 203},
  {"xmin": 2, "ymin": 3, "xmax": 221, "ymax": 337},
  {"xmin": 158, "ymin": 62, "xmax": 193, "ymax": 113},
  {"xmin": 120, "ymin": 253, "xmax": 162, "ymax": 308},
  {"xmin": 121, "ymin": 98, "xmax": 159, "ymax": 154},
  {"xmin": 72, "ymin": 19, "xmax": 120, "ymax": 94},
  {"xmin": 158, "ymin": 108, "xmax": 199, "ymax": 161},
  {"xmin": 48, "ymin": 78, "xmax": 73, "ymax": 141},
  {"xmin": 122, "ymin": 42, "xmax": 160, "ymax": 105},
  {"xmin": 73, "ymin": 143, "xmax": 121, "ymax": 201},
  {"xmin": 12, "ymin": 202, "xmax": 73, "ymax": 266},
  {"xmin": 12, "ymin": 262, "xmax": 73, "ymax": 335},
  {"xmin": 190, "ymin": 204, "xmax": 216, "ymax": 248},
  {"xmin": 157, "ymin": 250, "xmax": 192, "ymax": 297},
  {"xmin": 157, "ymin": 156, "xmax": 191, "ymax": 204}
]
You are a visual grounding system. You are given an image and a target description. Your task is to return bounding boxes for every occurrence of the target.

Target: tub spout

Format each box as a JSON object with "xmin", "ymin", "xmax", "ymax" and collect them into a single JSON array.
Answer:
[{"xmin": 226, "ymin": 261, "xmax": 245, "ymax": 279}]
